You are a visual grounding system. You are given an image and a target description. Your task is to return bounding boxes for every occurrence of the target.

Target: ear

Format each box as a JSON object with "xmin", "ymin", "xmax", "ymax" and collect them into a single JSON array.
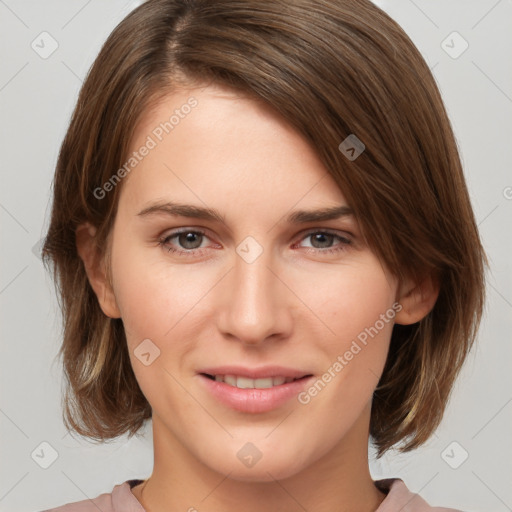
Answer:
[
  {"xmin": 75, "ymin": 222, "xmax": 121, "ymax": 319},
  {"xmin": 394, "ymin": 272, "xmax": 440, "ymax": 325}
]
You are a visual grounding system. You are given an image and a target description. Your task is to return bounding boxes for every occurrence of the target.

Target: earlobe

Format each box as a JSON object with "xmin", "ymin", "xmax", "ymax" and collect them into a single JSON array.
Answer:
[
  {"xmin": 75, "ymin": 222, "xmax": 121, "ymax": 319},
  {"xmin": 394, "ymin": 273, "xmax": 440, "ymax": 325}
]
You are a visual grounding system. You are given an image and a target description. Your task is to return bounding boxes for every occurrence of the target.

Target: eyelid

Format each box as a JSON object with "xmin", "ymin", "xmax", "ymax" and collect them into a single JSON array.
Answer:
[
  {"xmin": 158, "ymin": 227, "xmax": 212, "ymax": 247},
  {"xmin": 297, "ymin": 227, "xmax": 353, "ymax": 240},
  {"xmin": 158, "ymin": 226, "xmax": 354, "ymax": 258},
  {"xmin": 158, "ymin": 226, "xmax": 353, "ymax": 244}
]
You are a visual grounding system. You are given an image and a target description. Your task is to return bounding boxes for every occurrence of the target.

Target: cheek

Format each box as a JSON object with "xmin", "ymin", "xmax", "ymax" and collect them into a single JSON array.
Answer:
[
  {"xmin": 292, "ymin": 258, "xmax": 396, "ymax": 345},
  {"xmin": 109, "ymin": 245, "xmax": 206, "ymax": 403},
  {"xmin": 110, "ymin": 240, "xmax": 207, "ymax": 342},
  {"xmin": 294, "ymin": 260, "xmax": 396, "ymax": 399}
]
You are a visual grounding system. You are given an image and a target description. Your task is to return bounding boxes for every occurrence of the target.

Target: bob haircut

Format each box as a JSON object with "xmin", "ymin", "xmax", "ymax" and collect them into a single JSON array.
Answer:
[{"xmin": 42, "ymin": 0, "xmax": 487, "ymax": 458}]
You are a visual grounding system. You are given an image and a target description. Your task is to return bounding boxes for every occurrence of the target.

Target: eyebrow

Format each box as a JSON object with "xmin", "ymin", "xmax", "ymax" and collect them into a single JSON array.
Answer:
[{"xmin": 137, "ymin": 201, "xmax": 354, "ymax": 224}]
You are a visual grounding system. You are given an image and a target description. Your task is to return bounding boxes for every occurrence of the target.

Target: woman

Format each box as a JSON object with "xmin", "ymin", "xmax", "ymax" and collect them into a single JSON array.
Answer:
[{"xmin": 40, "ymin": 0, "xmax": 486, "ymax": 510}]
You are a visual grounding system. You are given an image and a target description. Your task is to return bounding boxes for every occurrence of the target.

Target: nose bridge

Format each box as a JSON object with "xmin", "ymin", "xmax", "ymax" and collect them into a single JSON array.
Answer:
[{"xmin": 218, "ymin": 238, "xmax": 288, "ymax": 343}]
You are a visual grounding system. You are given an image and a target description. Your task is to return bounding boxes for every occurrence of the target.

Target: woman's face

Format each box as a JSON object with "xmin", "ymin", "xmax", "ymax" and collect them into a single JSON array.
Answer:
[{"xmin": 106, "ymin": 84, "xmax": 402, "ymax": 481}]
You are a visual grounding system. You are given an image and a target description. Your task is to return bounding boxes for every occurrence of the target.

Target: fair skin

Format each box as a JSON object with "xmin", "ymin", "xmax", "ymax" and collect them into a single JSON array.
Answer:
[{"xmin": 76, "ymin": 83, "xmax": 438, "ymax": 512}]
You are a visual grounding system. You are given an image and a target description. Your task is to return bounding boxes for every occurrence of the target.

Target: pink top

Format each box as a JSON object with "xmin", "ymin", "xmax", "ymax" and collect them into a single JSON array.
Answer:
[{"xmin": 41, "ymin": 478, "xmax": 463, "ymax": 511}]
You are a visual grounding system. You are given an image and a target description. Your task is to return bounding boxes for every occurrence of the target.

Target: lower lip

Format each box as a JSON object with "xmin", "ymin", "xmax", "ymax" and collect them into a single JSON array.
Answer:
[{"xmin": 198, "ymin": 374, "xmax": 313, "ymax": 413}]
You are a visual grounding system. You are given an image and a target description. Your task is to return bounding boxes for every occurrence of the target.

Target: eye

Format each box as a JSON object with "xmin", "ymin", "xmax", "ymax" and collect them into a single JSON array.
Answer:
[
  {"xmin": 295, "ymin": 229, "xmax": 352, "ymax": 254},
  {"xmin": 158, "ymin": 228, "xmax": 353, "ymax": 257},
  {"xmin": 158, "ymin": 229, "xmax": 212, "ymax": 256}
]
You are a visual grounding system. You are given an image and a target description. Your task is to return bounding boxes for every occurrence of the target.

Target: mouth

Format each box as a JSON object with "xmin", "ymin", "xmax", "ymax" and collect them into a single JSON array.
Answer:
[
  {"xmin": 200, "ymin": 373, "xmax": 313, "ymax": 389},
  {"xmin": 198, "ymin": 372, "xmax": 315, "ymax": 413}
]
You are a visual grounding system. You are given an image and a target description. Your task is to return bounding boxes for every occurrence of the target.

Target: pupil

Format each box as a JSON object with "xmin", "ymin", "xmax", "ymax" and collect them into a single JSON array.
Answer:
[
  {"xmin": 180, "ymin": 232, "xmax": 201, "ymax": 249},
  {"xmin": 313, "ymin": 233, "xmax": 332, "ymax": 248},
  {"xmin": 177, "ymin": 233, "xmax": 333, "ymax": 250}
]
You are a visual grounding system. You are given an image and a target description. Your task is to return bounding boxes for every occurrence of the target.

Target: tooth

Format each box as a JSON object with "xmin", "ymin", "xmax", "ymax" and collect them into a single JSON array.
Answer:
[
  {"xmin": 224, "ymin": 375, "xmax": 237, "ymax": 386},
  {"xmin": 217, "ymin": 375, "xmax": 294, "ymax": 389},
  {"xmin": 236, "ymin": 376, "xmax": 255, "ymax": 389},
  {"xmin": 254, "ymin": 377, "xmax": 274, "ymax": 388}
]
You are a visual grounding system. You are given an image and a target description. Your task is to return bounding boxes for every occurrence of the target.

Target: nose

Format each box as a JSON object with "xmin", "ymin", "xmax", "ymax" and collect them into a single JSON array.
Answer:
[{"xmin": 216, "ymin": 243, "xmax": 293, "ymax": 346}]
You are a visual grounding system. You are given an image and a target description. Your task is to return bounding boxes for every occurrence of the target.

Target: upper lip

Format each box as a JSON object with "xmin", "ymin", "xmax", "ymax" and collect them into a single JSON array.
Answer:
[{"xmin": 198, "ymin": 366, "xmax": 313, "ymax": 379}]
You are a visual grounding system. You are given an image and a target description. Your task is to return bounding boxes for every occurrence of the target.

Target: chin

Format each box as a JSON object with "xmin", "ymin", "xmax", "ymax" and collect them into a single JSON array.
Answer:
[
  {"xmin": 221, "ymin": 462, "xmax": 304, "ymax": 483},
  {"xmin": 203, "ymin": 446, "xmax": 309, "ymax": 483}
]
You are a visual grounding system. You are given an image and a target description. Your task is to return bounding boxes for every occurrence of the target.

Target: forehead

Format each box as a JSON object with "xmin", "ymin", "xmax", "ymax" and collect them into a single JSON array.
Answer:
[{"xmin": 120, "ymin": 84, "xmax": 349, "ymax": 219}]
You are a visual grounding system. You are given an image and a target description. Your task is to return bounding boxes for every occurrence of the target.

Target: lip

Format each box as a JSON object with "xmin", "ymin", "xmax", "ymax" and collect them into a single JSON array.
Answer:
[
  {"xmin": 197, "ymin": 371, "xmax": 314, "ymax": 414},
  {"xmin": 197, "ymin": 365, "xmax": 311, "ymax": 379}
]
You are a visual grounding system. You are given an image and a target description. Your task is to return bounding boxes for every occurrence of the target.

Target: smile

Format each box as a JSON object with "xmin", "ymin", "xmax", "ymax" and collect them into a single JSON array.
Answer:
[
  {"xmin": 199, "ymin": 373, "xmax": 314, "ymax": 413},
  {"xmin": 202, "ymin": 374, "xmax": 306, "ymax": 389}
]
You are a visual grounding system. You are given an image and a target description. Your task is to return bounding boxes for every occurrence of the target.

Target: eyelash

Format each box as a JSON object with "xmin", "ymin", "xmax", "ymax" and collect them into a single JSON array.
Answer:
[{"xmin": 158, "ymin": 228, "xmax": 352, "ymax": 257}]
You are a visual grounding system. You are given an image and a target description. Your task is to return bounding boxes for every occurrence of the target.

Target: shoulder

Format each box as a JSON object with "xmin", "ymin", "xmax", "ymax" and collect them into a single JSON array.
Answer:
[
  {"xmin": 374, "ymin": 478, "xmax": 465, "ymax": 512},
  {"xmin": 39, "ymin": 479, "xmax": 145, "ymax": 512}
]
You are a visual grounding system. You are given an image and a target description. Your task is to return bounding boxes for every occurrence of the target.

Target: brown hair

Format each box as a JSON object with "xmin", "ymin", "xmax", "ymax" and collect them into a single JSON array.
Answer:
[{"xmin": 42, "ymin": 0, "xmax": 487, "ymax": 458}]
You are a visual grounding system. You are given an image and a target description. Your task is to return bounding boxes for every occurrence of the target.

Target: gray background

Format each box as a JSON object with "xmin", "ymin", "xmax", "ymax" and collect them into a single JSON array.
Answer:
[{"xmin": 0, "ymin": 1, "xmax": 511, "ymax": 511}]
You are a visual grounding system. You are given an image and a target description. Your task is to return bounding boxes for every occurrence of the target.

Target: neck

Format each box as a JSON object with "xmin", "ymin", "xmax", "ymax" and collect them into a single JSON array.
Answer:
[{"xmin": 134, "ymin": 404, "xmax": 386, "ymax": 512}]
